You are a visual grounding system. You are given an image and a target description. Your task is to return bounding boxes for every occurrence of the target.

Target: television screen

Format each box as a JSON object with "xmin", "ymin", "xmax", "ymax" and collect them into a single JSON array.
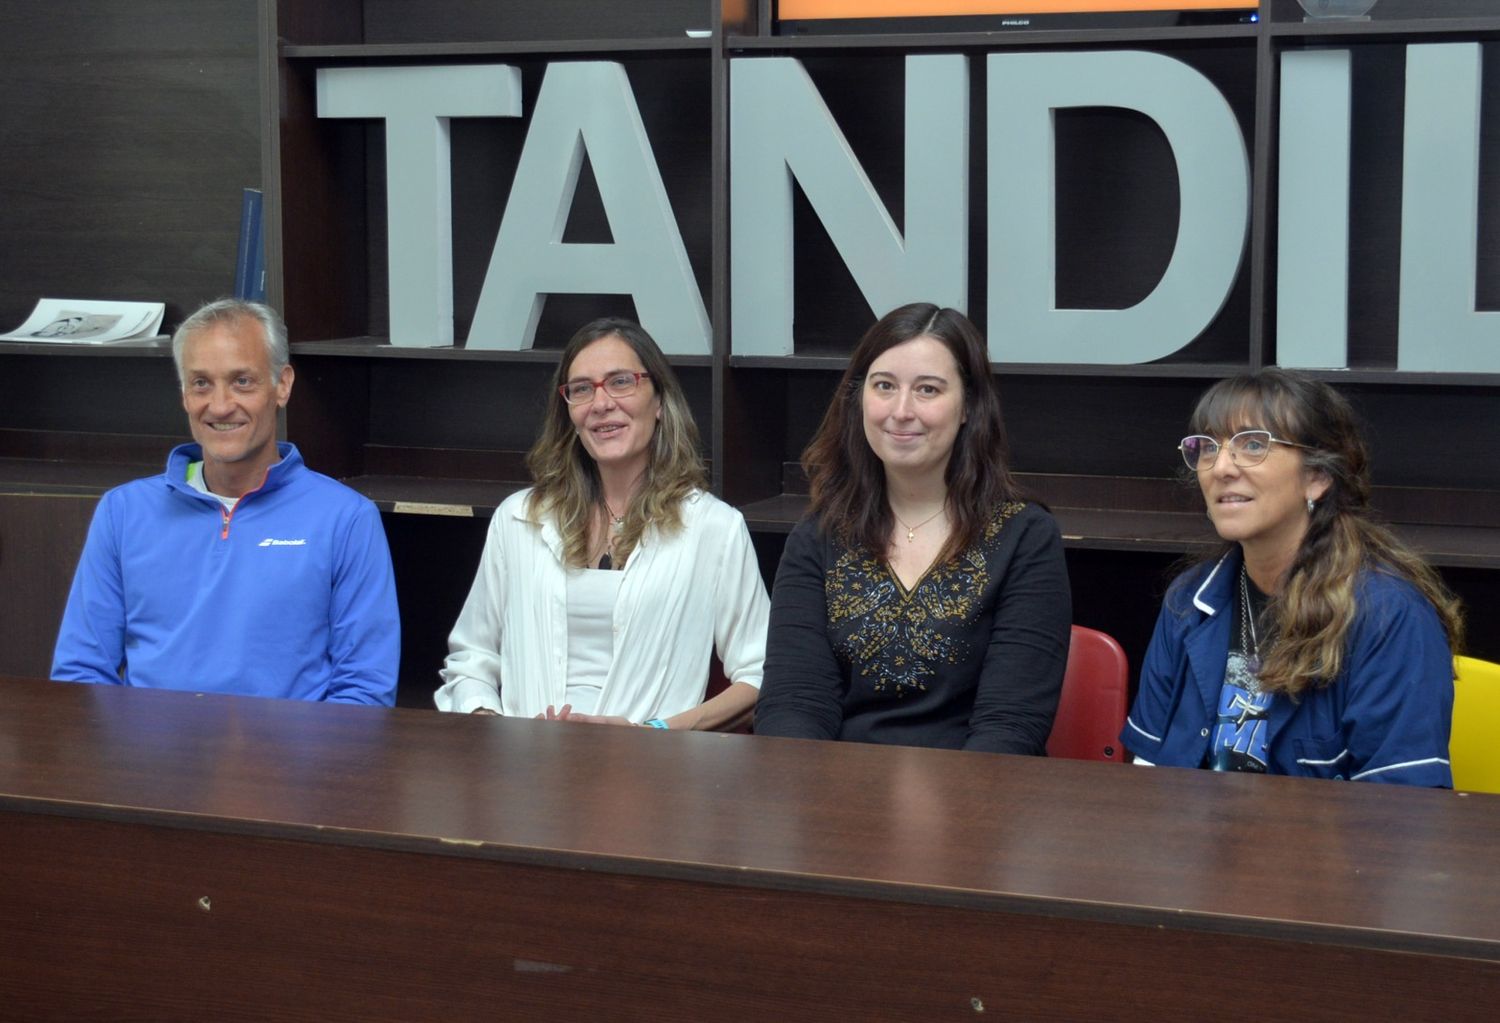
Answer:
[
  {"xmin": 777, "ymin": 1, "xmax": 1260, "ymax": 32},
  {"xmin": 779, "ymin": 2, "xmax": 1258, "ymax": 15}
]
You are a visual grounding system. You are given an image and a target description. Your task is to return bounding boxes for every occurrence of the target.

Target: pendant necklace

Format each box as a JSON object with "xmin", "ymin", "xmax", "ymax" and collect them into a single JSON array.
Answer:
[
  {"xmin": 598, "ymin": 499, "xmax": 625, "ymax": 570},
  {"xmin": 603, "ymin": 497, "xmax": 625, "ymax": 533},
  {"xmin": 893, "ymin": 506, "xmax": 945, "ymax": 543},
  {"xmin": 1239, "ymin": 566, "xmax": 1262, "ymax": 678}
]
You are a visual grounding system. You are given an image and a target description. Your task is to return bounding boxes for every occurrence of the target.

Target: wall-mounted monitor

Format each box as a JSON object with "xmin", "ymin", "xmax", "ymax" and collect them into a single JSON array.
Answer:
[{"xmin": 776, "ymin": 1, "xmax": 1261, "ymax": 33}]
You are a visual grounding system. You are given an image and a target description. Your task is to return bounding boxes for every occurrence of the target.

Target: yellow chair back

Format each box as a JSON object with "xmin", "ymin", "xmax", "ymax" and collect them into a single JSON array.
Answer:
[{"xmin": 1452, "ymin": 656, "xmax": 1500, "ymax": 794}]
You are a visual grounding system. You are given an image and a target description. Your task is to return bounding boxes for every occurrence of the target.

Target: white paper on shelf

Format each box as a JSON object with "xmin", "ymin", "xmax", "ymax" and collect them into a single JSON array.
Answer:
[{"xmin": 0, "ymin": 298, "xmax": 166, "ymax": 344}]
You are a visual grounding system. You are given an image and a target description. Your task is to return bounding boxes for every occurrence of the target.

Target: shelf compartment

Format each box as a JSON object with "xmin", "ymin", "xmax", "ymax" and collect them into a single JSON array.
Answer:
[
  {"xmin": 272, "ymin": 52, "xmax": 713, "ymax": 354},
  {"xmin": 728, "ymin": 23, "xmax": 1260, "ymax": 52},
  {"xmin": 291, "ymin": 338, "xmax": 711, "ymax": 368},
  {"xmin": 0, "ymin": 457, "xmax": 163, "ymax": 498},
  {"xmin": 1265, "ymin": 0, "xmax": 1500, "ymax": 35},
  {"xmin": 0, "ymin": 339, "xmax": 172, "ymax": 359},
  {"xmin": 728, "ymin": 355, "xmax": 1255, "ymax": 377},
  {"xmin": 737, "ymin": 468, "xmax": 1500, "ymax": 567},
  {"xmin": 342, "ymin": 475, "xmax": 526, "ymax": 517},
  {"xmin": 1269, "ymin": 17, "xmax": 1500, "ymax": 40},
  {"xmin": 0, "ymin": 430, "xmax": 173, "ymax": 497},
  {"xmin": 284, "ymin": 38, "xmax": 714, "ymax": 60},
  {"xmin": 272, "ymin": 0, "xmax": 720, "ymax": 49}
]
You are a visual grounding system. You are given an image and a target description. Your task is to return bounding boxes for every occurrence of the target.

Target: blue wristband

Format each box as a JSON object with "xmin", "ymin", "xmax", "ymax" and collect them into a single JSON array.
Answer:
[{"xmin": 643, "ymin": 718, "xmax": 669, "ymax": 729}]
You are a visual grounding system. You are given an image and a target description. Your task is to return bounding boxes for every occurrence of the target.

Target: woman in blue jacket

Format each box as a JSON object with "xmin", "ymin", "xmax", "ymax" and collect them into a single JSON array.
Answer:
[{"xmin": 1122, "ymin": 369, "xmax": 1463, "ymax": 785}]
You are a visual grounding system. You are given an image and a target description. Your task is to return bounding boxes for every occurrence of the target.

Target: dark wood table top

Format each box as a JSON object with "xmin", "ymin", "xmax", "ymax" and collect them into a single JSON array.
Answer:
[{"xmin": 4, "ymin": 675, "xmax": 1499, "ymax": 962}]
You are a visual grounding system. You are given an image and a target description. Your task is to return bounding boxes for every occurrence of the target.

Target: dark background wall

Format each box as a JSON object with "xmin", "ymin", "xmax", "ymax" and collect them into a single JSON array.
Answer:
[
  {"xmin": 0, "ymin": 0, "xmax": 261, "ymax": 330},
  {"xmin": 0, "ymin": 1, "xmax": 261, "ymax": 678}
]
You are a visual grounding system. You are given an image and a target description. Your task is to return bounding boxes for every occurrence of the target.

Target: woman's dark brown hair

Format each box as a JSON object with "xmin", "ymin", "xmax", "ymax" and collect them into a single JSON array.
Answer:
[{"xmin": 802, "ymin": 302, "xmax": 1021, "ymax": 563}]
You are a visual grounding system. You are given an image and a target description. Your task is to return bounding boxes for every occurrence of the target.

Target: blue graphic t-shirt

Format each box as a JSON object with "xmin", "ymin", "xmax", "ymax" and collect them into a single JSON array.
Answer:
[{"xmin": 1206, "ymin": 574, "xmax": 1273, "ymax": 773}]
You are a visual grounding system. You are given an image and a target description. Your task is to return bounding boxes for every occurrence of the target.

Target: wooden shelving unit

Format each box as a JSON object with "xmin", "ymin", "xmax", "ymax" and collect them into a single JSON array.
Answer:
[
  {"xmin": 249, "ymin": 2, "xmax": 1500, "ymax": 655},
  {"xmin": 254, "ymin": 0, "xmax": 1498, "ymax": 688}
]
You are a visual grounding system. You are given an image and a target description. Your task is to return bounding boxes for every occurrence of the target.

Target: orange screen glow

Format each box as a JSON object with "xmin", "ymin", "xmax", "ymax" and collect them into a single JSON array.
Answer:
[{"xmin": 780, "ymin": 2, "xmax": 1258, "ymax": 17}]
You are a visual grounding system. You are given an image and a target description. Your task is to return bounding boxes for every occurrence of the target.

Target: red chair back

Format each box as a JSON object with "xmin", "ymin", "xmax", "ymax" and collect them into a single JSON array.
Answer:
[{"xmin": 1046, "ymin": 625, "xmax": 1129, "ymax": 762}]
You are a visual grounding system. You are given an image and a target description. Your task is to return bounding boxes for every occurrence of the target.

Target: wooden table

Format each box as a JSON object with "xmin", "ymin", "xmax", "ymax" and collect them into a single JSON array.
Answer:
[{"xmin": 2, "ymin": 677, "xmax": 1497, "ymax": 1020}]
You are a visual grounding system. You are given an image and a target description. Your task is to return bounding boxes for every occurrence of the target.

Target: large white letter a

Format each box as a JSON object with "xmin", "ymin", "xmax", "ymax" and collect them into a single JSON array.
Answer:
[{"xmin": 469, "ymin": 62, "xmax": 709, "ymax": 354}]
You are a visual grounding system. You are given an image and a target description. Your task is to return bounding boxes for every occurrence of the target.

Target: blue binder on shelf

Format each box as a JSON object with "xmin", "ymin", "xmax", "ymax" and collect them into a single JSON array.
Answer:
[{"xmin": 234, "ymin": 188, "xmax": 266, "ymax": 303}]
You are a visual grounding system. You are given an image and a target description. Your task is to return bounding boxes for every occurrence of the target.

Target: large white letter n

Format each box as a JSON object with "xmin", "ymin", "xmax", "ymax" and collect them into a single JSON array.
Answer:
[{"xmin": 730, "ymin": 56, "xmax": 969, "ymax": 356}]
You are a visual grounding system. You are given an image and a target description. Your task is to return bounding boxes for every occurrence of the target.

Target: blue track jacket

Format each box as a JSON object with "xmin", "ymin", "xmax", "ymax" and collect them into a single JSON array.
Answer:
[
  {"xmin": 52, "ymin": 443, "xmax": 399, "ymax": 704},
  {"xmin": 1122, "ymin": 549, "xmax": 1453, "ymax": 786}
]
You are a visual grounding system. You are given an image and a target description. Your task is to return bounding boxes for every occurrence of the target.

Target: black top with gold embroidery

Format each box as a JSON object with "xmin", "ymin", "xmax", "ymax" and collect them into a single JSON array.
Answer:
[{"xmin": 756, "ymin": 501, "xmax": 1072, "ymax": 754}]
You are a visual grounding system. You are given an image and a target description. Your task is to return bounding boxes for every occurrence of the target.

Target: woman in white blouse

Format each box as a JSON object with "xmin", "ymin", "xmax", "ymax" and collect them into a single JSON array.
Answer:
[{"xmin": 435, "ymin": 318, "xmax": 768, "ymax": 729}]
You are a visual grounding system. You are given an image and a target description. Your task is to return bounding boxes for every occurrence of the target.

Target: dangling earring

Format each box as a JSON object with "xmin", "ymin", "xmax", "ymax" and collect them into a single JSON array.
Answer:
[{"xmin": 1306, "ymin": 498, "xmax": 1316, "ymax": 514}]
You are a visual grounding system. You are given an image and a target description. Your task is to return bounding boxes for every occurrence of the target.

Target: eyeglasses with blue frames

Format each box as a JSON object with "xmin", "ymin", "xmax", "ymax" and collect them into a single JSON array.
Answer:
[
  {"xmin": 560, "ymin": 371, "xmax": 651, "ymax": 405},
  {"xmin": 1178, "ymin": 430, "xmax": 1314, "ymax": 471}
]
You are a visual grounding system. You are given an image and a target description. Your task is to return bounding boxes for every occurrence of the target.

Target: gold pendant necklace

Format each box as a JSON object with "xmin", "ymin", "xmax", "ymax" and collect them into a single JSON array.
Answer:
[{"xmin": 893, "ymin": 506, "xmax": 945, "ymax": 543}]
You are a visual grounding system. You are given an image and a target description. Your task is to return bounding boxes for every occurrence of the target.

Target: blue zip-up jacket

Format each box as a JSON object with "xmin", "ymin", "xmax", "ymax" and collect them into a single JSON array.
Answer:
[
  {"xmin": 52, "ymin": 443, "xmax": 399, "ymax": 705},
  {"xmin": 1121, "ymin": 549, "xmax": 1453, "ymax": 786}
]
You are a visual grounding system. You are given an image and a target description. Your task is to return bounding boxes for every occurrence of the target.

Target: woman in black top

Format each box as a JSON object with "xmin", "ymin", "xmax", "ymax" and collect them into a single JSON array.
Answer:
[{"xmin": 754, "ymin": 303, "xmax": 1071, "ymax": 753}]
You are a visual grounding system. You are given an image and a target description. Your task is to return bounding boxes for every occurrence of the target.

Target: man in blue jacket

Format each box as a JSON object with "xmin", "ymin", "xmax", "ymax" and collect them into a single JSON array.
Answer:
[{"xmin": 51, "ymin": 299, "xmax": 400, "ymax": 705}]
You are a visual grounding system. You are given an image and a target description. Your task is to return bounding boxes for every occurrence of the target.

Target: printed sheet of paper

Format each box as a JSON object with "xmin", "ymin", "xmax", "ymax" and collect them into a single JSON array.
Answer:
[{"xmin": 0, "ymin": 299, "xmax": 166, "ymax": 344}]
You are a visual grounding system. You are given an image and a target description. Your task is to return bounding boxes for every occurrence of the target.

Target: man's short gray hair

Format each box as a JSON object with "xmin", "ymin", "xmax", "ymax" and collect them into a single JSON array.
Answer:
[{"xmin": 171, "ymin": 299, "xmax": 289, "ymax": 387}]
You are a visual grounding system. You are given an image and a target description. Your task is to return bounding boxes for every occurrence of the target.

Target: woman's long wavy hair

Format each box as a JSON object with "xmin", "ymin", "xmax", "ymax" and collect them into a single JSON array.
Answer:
[
  {"xmin": 1188, "ymin": 368, "xmax": 1463, "ymax": 694},
  {"xmin": 526, "ymin": 317, "xmax": 707, "ymax": 568},
  {"xmin": 803, "ymin": 302, "xmax": 1021, "ymax": 563}
]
